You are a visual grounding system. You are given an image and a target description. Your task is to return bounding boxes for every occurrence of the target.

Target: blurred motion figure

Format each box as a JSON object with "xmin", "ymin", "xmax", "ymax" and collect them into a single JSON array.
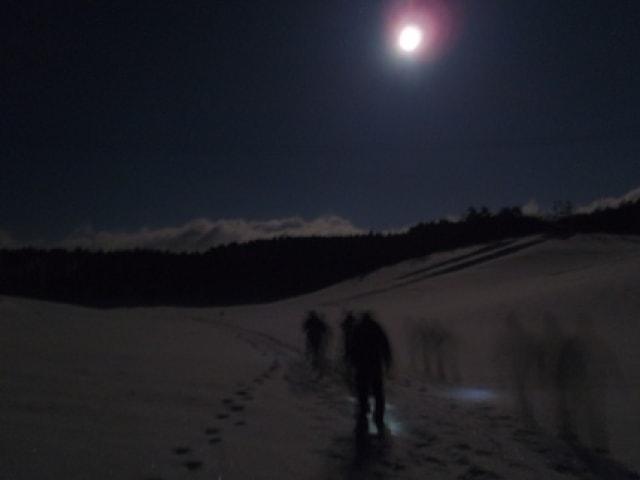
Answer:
[
  {"xmin": 552, "ymin": 315, "xmax": 616, "ymax": 453},
  {"xmin": 497, "ymin": 312, "xmax": 541, "ymax": 427},
  {"xmin": 302, "ymin": 310, "xmax": 330, "ymax": 376},
  {"xmin": 407, "ymin": 318, "xmax": 461, "ymax": 384},
  {"xmin": 340, "ymin": 311, "xmax": 357, "ymax": 389},
  {"xmin": 346, "ymin": 312, "xmax": 393, "ymax": 438}
]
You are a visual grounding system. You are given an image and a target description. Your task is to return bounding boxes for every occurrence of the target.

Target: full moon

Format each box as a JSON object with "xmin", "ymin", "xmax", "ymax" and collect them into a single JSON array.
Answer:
[{"xmin": 398, "ymin": 25, "xmax": 423, "ymax": 53}]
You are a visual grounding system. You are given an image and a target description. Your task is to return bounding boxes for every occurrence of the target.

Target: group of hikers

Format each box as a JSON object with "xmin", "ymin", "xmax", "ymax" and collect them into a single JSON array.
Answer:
[
  {"xmin": 406, "ymin": 318, "xmax": 461, "ymax": 384},
  {"xmin": 302, "ymin": 310, "xmax": 392, "ymax": 439},
  {"xmin": 302, "ymin": 309, "xmax": 614, "ymax": 454}
]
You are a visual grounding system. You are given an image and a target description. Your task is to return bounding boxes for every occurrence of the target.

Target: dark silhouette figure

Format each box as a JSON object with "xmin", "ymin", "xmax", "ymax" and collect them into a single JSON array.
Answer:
[
  {"xmin": 340, "ymin": 311, "xmax": 357, "ymax": 389},
  {"xmin": 346, "ymin": 312, "xmax": 392, "ymax": 438},
  {"xmin": 302, "ymin": 310, "xmax": 330, "ymax": 375},
  {"xmin": 556, "ymin": 333, "xmax": 591, "ymax": 441},
  {"xmin": 430, "ymin": 320, "xmax": 449, "ymax": 382},
  {"xmin": 407, "ymin": 318, "xmax": 461, "ymax": 384},
  {"xmin": 497, "ymin": 312, "xmax": 541, "ymax": 427},
  {"xmin": 427, "ymin": 320, "xmax": 462, "ymax": 383},
  {"xmin": 405, "ymin": 318, "xmax": 423, "ymax": 374},
  {"xmin": 551, "ymin": 315, "xmax": 615, "ymax": 453}
]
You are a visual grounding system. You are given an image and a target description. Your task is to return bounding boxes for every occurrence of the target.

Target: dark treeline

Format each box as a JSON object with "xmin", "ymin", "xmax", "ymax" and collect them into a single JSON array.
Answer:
[{"xmin": 1, "ymin": 200, "xmax": 638, "ymax": 307}]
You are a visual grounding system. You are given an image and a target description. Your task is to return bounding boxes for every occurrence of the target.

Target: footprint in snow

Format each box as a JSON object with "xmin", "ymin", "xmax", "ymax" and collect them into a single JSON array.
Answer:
[
  {"xmin": 454, "ymin": 443, "xmax": 471, "ymax": 451},
  {"xmin": 458, "ymin": 465, "xmax": 502, "ymax": 479},
  {"xmin": 424, "ymin": 456, "xmax": 447, "ymax": 467},
  {"xmin": 183, "ymin": 461, "xmax": 203, "ymax": 471},
  {"xmin": 474, "ymin": 449, "xmax": 492, "ymax": 457}
]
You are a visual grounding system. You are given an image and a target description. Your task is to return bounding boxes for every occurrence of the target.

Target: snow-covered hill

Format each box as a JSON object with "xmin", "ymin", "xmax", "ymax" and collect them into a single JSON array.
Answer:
[{"xmin": 2, "ymin": 234, "xmax": 639, "ymax": 479}]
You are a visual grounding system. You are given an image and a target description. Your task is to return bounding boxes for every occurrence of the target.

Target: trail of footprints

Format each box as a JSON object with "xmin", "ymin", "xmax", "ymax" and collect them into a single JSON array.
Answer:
[
  {"xmin": 148, "ymin": 336, "xmax": 640, "ymax": 480},
  {"xmin": 146, "ymin": 357, "xmax": 281, "ymax": 478},
  {"xmin": 336, "ymin": 383, "xmax": 523, "ymax": 479},
  {"xmin": 404, "ymin": 401, "xmax": 525, "ymax": 479},
  {"xmin": 403, "ymin": 390, "xmax": 640, "ymax": 480}
]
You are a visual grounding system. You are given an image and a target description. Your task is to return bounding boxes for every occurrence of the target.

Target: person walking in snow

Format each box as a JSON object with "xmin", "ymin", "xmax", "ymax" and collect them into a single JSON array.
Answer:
[
  {"xmin": 302, "ymin": 310, "xmax": 330, "ymax": 375},
  {"xmin": 347, "ymin": 311, "xmax": 393, "ymax": 438},
  {"xmin": 340, "ymin": 311, "xmax": 357, "ymax": 388}
]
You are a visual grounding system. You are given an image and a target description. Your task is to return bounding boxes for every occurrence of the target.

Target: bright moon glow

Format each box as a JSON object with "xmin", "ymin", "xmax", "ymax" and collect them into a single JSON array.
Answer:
[{"xmin": 398, "ymin": 25, "xmax": 423, "ymax": 52}]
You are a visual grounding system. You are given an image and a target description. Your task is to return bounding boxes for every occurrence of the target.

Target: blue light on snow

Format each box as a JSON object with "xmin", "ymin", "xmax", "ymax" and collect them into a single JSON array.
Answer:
[{"xmin": 441, "ymin": 387, "xmax": 498, "ymax": 402}]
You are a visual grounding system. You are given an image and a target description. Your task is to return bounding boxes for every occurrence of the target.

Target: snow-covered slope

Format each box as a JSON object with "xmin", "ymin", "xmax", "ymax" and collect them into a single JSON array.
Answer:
[{"xmin": 2, "ymin": 234, "xmax": 639, "ymax": 479}]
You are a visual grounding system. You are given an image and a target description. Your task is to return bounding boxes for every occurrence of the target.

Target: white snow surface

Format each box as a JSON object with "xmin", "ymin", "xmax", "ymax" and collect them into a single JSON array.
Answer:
[{"xmin": 1, "ymin": 234, "xmax": 640, "ymax": 479}]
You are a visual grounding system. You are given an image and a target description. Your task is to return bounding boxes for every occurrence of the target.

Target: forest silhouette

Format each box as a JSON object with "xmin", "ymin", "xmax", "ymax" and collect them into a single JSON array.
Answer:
[{"xmin": 1, "ymin": 200, "xmax": 638, "ymax": 307}]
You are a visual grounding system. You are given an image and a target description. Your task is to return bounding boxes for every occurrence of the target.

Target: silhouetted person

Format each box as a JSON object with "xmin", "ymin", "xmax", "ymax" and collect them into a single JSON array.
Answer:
[
  {"xmin": 405, "ymin": 318, "xmax": 424, "ymax": 374},
  {"xmin": 498, "ymin": 312, "xmax": 540, "ymax": 427},
  {"xmin": 431, "ymin": 321, "xmax": 448, "ymax": 381},
  {"xmin": 302, "ymin": 310, "xmax": 330, "ymax": 375},
  {"xmin": 556, "ymin": 332, "xmax": 590, "ymax": 442},
  {"xmin": 408, "ymin": 318, "xmax": 461, "ymax": 384},
  {"xmin": 347, "ymin": 312, "xmax": 392, "ymax": 438},
  {"xmin": 429, "ymin": 320, "xmax": 461, "ymax": 383},
  {"xmin": 341, "ymin": 311, "xmax": 357, "ymax": 389},
  {"xmin": 552, "ymin": 315, "xmax": 615, "ymax": 453}
]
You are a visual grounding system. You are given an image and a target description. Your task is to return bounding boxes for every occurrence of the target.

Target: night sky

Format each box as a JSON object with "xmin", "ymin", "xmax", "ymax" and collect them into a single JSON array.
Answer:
[{"xmin": 2, "ymin": 0, "xmax": 639, "ymax": 246}]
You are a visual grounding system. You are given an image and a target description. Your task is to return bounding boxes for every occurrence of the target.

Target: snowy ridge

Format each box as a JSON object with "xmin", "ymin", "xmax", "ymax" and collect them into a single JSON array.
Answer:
[{"xmin": 1, "ymin": 234, "xmax": 639, "ymax": 479}]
